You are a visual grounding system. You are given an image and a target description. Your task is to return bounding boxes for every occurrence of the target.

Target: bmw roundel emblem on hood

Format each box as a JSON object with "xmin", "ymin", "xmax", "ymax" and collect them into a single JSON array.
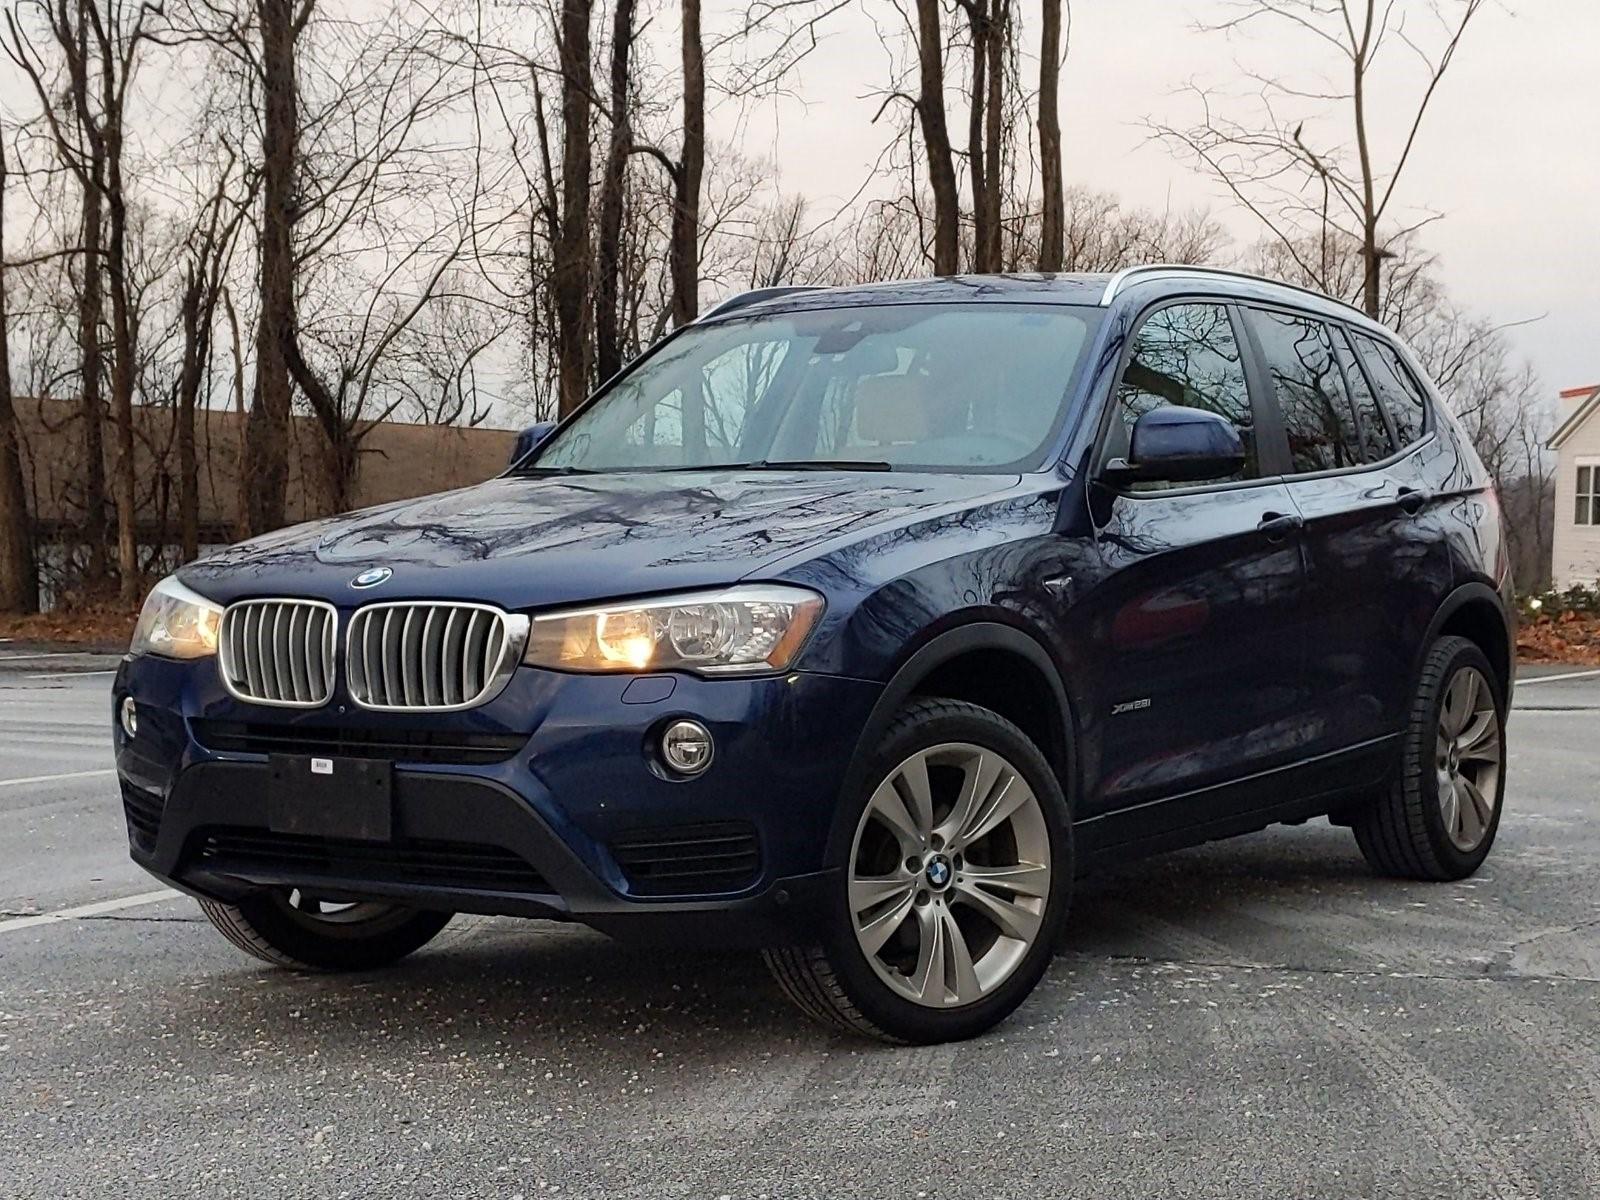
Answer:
[{"xmin": 351, "ymin": 566, "xmax": 393, "ymax": 589}]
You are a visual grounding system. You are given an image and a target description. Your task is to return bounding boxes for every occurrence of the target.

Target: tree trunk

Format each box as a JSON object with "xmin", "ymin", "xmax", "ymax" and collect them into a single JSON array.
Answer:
[
  {"xmin": 100, "ymin": 86, "xmax": 140, "ymax": 603},
  {"xmin": 0, "ymin": 135, "xmax": 38, "ymax": 614},
  {"xmin": 1037, "ymin": 0, "xmax": 1064, "ymax": 272},
  {"xmin": 978, "ymin": 0, "xmax": 1006, "ymax": 272},
  {"xmin": 553, "ymin": 0, "xmax": 594, "ymax": 416},
  {"xmin": 65, "ymin": 5, "xmax": 109, "ymax": 593},
  {"xmin": 965, "ymin": 0, "xmax": 988, "ymax": 271},
  {"xmin": 247, "ymin": 0, "xmax": 298, "ymax": 536},
  {"xmin": 177, "ymin": 270, "xmax": 204, "ymax": 561},
  {"xmin": 913, "ymin": 0, "xmax": 960, "ymax": 275},
  {"xmin": 594, "ymin": 0, "xmax": 636, "ymax": 384},
  {"xmin": 223, "ymin": 289, "xmax": 248, "ymax": 539},
  {"xmin": 671, "ymin": 0, "xmax": 703, "ymax": 328}
]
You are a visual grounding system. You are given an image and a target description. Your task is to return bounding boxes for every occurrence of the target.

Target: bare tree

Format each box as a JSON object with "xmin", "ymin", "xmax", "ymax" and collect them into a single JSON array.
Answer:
[
  {"xmin": 911, "ymin": 0, "xmax": 959, "ymax": 273},
  {"xmin": 4, "ymin": 0, "xmax": 113, "ymax": 594},
  {"xmin": 1153, "ymin": 0, "xmax": 1488, "ymax": 318},
  {"xmin": 1036, "ymin": 0, "xmax": 1065, "ymax": 271},
  {"xmin": 551, "ymin": 0, "xmax": 594, "ymax": 416},
  {"xmin": 0, "ymin": 127, "xmax": 38, "ymax": 613},
  {"xmin": 174, "ymin": 143, "xmax": 252, "ymax": 559},
  {"xmin": 593, "ymin": 0, "xmax": 637, "ymax": 384},
  {"xmin": 245, "ymin": 0, "xmax": 298, "ymax": 535}
]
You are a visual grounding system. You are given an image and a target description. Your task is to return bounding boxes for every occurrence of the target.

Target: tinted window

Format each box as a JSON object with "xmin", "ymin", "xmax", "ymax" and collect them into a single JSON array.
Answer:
[
  {"xmin": 1247, "ymin": 309, "xmax": 1361, "ymax": 474},
  {"xmin": 533, "ymin": 304, "xmax": 1095, "ymax": 474},
  {"xmin": 1354, "ymin": 334, "xmax": 1429, "ymax": 447},
  {"xmin": 1111, "ymin": 303, "xmax": 1257, "ymax": 488},
  {"xmin": 1332, "ymin": 330, "xmax": 1395, "ymax": 463}
]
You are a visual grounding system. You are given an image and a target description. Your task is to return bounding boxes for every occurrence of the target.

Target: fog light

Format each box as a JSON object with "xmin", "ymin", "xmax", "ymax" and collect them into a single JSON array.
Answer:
[
  {"xmin": 660, "ymin": 719, "xmax": 713, "ymax": 776},
  {"xmin": 119, "ymin": 696, "xmax": 138, "ymax": 739}
]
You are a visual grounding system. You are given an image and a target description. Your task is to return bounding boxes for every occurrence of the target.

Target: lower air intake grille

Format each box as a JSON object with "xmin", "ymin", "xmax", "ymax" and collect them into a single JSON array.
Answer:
[
  {"xmin": 190, "ymin": 720, "xmax": 526, "ymax": 765},
  {"xmin": 121, "ymin": 781, "xmax": 165, "ymax": 852},
  {"xmin": 195, "ymin": 830, "xmax": 549, "ymax": 893},
  {"xmin": 610, "ymin": 822, "xmax": 761, "ymax": 896}
]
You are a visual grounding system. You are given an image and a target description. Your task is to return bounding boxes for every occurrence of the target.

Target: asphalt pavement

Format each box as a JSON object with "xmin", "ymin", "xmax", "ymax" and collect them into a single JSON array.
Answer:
[{"xmin": 3, "ymin": 651, "xmax": 1599, "ymax": 1198}]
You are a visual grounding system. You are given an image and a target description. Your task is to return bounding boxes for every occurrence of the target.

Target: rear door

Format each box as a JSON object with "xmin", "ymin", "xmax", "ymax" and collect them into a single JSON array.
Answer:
[
  {"xmin": 1083, "ymin": 300, "xmax": 1313, "ymax": 827},
  {"xmin": 1241, "ymin": 307, "xmax": 1446, "ymax": 762}
]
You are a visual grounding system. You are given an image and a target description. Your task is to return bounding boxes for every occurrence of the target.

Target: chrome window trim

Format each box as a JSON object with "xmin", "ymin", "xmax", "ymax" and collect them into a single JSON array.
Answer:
[{"xmin": 216, "ymin": 598, "xmax": 340, "ymax": 710}]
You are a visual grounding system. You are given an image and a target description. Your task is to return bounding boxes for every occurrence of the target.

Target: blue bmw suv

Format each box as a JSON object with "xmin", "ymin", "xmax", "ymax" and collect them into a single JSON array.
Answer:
[{"xmin": 114, "ymin": 267, "xmax": 1514, "ymax": 1043}]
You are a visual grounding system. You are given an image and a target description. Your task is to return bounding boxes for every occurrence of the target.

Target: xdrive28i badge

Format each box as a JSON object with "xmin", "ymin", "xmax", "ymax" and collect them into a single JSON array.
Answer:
[{"xmin": 351, "ymin": 566, "xmax": 393, "ymax": 589}]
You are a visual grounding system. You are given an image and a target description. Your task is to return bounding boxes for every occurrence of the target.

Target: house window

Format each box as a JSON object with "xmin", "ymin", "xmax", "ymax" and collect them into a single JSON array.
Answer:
[{"xmin": 1580, "ymin": 462, "xmax": 1599, "ymax": 526}]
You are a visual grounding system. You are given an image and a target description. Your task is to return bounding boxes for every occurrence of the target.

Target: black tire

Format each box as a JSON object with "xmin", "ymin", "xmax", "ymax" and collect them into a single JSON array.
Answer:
[
  {"xmin": 1353, "ymin": 636, "xmax": 1506, "ymax": 881},
  {"xmin": 765, "ymin": 697, "xmax": 1073, "ymax": 1044},
  {"xmin": 199, "ymin": 891, "xmax": 453, "ymax": 971}
]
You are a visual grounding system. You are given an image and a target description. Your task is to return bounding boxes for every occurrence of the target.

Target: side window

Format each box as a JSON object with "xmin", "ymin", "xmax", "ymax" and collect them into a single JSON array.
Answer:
[
  {"xmin": 1578, "ymin": 463, "xmax": 1598, "ymax": 527},
  {"xmin": 1246, "ymin": 309, "xmax": 1361, "ymax": 474},
  {"xmin": 1354, "ymin": 334, "xmax": 1429, "ymax": 448},
  {"xmin": 1112, "ymin": 303, "xmax": 1258, "ymax": 489},
  {"xmin": 1332, "ymin": 329, "xmax": 1396, "ymax": 463}
]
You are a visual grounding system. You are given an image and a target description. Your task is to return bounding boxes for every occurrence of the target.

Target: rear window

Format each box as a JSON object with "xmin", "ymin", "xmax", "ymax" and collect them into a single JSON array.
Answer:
[
  {"xmin": 1332, "ymin": 329, "xmax": 1396, "ymax": 463},
  {"xmin": 1353, "ymin": 334, "xmax": 1429, "ymax": 448},
  {"xmin": 1245, "ymin": 309, "xmax": 1364, "ymax": 474}
]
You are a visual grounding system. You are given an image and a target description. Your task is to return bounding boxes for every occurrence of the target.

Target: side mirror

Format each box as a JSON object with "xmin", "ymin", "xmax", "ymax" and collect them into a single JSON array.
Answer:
[
  {"xmin": 510, "ymin": 421, "xmax": 557, "ymax": 467},
  {"xmin": 1105, "ymin": 406, "xmax": 1245, "ymax": 485}
]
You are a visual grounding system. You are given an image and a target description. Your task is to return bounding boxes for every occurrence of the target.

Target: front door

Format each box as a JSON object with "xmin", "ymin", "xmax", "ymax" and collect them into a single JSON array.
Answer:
[{"xmin": 1080, "ymin": 301, "xmax": 1313, "ymax": 833}]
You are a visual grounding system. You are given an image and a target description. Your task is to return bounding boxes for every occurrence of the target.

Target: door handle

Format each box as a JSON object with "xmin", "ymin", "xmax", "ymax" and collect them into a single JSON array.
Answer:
[
  {"xmin": 1257, "ymin": 512, "xmax": 1304, "ymax": 542},
  {"xmin": 1396, "ymin": 486, "xmax": 1431, "ymax": 515}
]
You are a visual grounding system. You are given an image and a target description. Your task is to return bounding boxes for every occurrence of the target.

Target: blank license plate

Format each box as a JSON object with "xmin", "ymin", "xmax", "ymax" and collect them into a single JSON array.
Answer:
[{"xmin": 267, "ymin": 755, "xmax": 393, "ymax": 842}]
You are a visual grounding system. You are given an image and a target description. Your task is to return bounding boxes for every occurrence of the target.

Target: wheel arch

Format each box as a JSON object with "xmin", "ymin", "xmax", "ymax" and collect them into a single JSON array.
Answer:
[
  {"xmin": 1422, "ymin": 582, "xmax": 1514, "ymax": 704},
  {"xmin": 827, "ymin": 622, "xmax": 1079, "ymax": 866}
]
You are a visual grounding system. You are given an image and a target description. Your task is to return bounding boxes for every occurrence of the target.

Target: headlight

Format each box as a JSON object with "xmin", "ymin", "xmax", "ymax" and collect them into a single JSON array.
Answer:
[
  {"xmin": 523, "ymin": 585, "xmax": 825, "ymax": 675},
  {"xmin": 130, "ymin": 575, "xmax": 223, "ymax": 660}
]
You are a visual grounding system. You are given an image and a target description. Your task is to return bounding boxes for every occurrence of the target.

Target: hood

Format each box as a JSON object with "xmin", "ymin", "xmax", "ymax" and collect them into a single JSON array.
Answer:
[{"xmin": 179, "ymin": 469, "xmax": 1022, "ymax": 609}]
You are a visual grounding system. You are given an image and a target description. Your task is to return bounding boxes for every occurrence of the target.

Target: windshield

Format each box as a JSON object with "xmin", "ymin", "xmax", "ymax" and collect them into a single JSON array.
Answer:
[{"xmin": 527, "ymin": 303, "xmax": 1098, "ymax": 474}]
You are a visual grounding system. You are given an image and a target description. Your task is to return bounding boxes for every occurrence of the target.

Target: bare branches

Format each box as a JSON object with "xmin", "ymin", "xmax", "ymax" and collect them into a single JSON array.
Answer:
[{"xmin": 1153, "ymin": 0, "xmax": 1490, "ymax": 318}]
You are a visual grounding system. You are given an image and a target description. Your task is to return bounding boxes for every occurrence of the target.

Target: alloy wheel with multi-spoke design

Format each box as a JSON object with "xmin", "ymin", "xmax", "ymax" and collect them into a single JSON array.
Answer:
[
  {"xmin": 847, "ymin": 741, "xmax": 1052, "ymax": 1009},
  {"xmin": 1435, "ymin": 665, "xmax": 1501, "ymax": 852}
]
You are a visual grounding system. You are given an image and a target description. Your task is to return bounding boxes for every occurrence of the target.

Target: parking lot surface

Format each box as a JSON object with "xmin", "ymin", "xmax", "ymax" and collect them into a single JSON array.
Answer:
[{"xmin": 3, "ymin": 654, "xmax": 1599, "ymax": 1198}]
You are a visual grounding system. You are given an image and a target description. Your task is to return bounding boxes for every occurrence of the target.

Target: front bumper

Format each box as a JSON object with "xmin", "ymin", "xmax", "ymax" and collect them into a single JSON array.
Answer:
[{"xmin": 114, "ymin": 655, "xmax": 881, "ymax": 948}]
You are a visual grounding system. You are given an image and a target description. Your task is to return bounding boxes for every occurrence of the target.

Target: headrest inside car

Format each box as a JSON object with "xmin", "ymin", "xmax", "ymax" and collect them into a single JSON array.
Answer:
[{"xmin": 856, "ymin": 375, "xmax": 929, "ymax": 444}]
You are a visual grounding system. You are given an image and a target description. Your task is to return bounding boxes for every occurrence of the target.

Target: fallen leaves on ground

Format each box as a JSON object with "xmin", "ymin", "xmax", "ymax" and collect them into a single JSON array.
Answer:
[
  {"xmin": 0, "ymin": 605, "xmax": 138, "ymax": 650},
  {"xmin": 1517, "ymin": 612, "xmax": 1600, "ymax": 666}
]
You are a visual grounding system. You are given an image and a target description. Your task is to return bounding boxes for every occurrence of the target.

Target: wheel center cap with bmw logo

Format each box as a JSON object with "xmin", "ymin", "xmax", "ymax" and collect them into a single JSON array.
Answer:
[
  {"xmin": 924, "ymin": 854, "xmax": 953, "ymax": 890},
  {"xmin": 351, "ymin": 566, "xmax": 393, "ymax": 589}
]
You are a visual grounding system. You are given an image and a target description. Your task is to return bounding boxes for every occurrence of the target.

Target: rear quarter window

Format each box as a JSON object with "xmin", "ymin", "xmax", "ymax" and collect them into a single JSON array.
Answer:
[{"xmin": 1353, "ymin": 334, "xmax": 1430, "ymax": 448}]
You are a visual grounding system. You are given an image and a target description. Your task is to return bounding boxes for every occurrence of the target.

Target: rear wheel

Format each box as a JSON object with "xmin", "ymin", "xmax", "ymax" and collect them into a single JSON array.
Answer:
[
  {"xmin": 765, "ymin": 698, "xmax": 1072, "ymax": 1044},
  {"xmin": 199, "ymin": 889, "xmax": 453, "ymax": 971},
  {"xmin": 1353, "ymin": 635, "xmax": 1505, "ymax": 881}
]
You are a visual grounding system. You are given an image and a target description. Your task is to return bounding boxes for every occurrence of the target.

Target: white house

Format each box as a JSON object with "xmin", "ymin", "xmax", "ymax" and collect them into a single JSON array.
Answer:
[{"xmin": 1550, "ymin": 384, "xmax": 1600, "ymax": 590}]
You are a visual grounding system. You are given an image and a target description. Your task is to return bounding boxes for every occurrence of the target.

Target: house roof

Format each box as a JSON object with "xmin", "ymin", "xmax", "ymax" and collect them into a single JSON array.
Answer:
[{"xmin": 1551, "ymin": 385, "xmax": 1600, "ymax": 450}]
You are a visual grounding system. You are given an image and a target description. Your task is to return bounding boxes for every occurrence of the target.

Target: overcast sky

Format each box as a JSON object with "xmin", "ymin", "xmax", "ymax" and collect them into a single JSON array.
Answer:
[{"xmin": 717, "ymin": 0, "xmax": 1599, "ymax": 403}]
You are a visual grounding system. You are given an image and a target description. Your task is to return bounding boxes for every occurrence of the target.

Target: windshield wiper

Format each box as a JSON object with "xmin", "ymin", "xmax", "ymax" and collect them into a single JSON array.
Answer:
[
  {"xmin": 513, "ymin": 465, "xmax": 602, "ymax": 476},
  {"xmin": 754, "ymin": 459, "xmax": 893, "ymax": 472}
]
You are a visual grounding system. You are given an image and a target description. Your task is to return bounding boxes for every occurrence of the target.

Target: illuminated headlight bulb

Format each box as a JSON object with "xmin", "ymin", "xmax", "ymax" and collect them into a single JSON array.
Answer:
[{"xmin": 660, "ymin": 719, "xmax": 714, "ymax": 776}]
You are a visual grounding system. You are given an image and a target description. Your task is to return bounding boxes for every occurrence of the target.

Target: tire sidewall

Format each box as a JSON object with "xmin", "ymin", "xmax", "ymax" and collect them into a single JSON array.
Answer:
[
  {"xmin": 1407, "ymin": 639, "xmax": 1506, "ymax": 875},
  {"xmin": 820, "ymin": 700, "xmax": 1073, "ymax": 1043},
  {"xmin": 231, "ymin": 894, "xmax": 452, "ymax": 971}
]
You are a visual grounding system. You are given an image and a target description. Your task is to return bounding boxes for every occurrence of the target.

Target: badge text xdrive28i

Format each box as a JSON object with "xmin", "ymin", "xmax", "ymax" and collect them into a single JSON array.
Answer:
[{"xmin": 115, "ymin": 269, "xmax": 1514, "ymax": 1043}]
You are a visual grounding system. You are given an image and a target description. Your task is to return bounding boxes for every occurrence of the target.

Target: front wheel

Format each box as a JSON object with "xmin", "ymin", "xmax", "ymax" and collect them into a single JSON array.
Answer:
[
  {"xmin": 765, "ymin": 698, "xmax": 1072, "ymax": 1044},
  {"xmin": 199, "ymin": 889, "xmax": 453, "ymax": 971},
  {"xmin": 1353, "ymin": 635, "xmax": 1506, "ymax": 881}
]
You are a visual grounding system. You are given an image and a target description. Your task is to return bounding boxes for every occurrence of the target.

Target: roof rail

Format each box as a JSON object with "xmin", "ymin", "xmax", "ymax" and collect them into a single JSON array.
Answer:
[
  {"xmin": 699, "ymin": 285, "xmax": 827, "ymax": 321},
  {"xmin": 1099, "ymin": 264, "xmax": 1369, "ymax": 318}
]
